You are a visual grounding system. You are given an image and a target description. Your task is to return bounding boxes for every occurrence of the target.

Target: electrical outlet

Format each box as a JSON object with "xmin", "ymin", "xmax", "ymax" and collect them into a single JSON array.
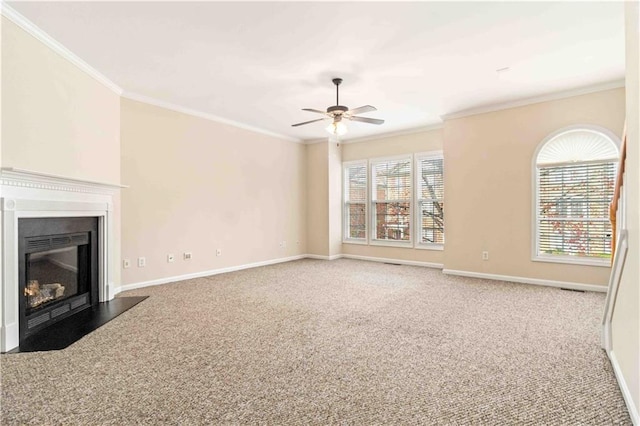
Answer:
[
  {"xmin": 167, "ymin": 254, "xmax": 175, "ymax": 263},
  {"xmin": 123, "ymin": 259, "xmax": 131, "ymax": 269},
  {"xmin": 482, "ymin": 251, "xmax": 489, "ymax": 261},
  {"xmin": 184, "ymin": 252, "xmax": 192, "ymax": 260},
  {"xmin": 216, "ymin": 248, "xmax": 222, "ymax": 257},
  {"xmin": 138, "ymin": 257, "xmax": 146, "ymax": 267}
]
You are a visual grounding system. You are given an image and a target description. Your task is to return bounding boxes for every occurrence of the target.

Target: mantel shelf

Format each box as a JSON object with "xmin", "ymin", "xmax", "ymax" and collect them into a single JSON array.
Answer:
[{"xmin": 1, "ymin": 167, "xmax": 128, "ymax": 195}]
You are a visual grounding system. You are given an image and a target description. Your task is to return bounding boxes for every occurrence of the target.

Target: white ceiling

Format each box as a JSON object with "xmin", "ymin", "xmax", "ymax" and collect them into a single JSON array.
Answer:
[{"xmin": 7, "ymin": 1, "xmax": 626, "ymax": 142}]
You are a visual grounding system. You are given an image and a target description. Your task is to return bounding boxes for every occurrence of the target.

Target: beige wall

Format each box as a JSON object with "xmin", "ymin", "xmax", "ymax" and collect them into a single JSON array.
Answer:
[
  {"xmin": 340, "ymin": 129, "xmax": 444, "ymax": 265},
  {"xmin": 328, "ymin": 139, "xmax": 342, "ymax": 257},
  {"xmin": 120, "ymin": 98, "xmax": 306, "ymax": 285},
  {"xmin": 443, "ymin": 88, "xmax": 625, "ymax": 286},
  {"xmin": 342, "ymin": 129, "xmax": 443, "ymax": 162},
  {"xmin": 611, "ymin": 2, "xmax": 639, "ymax": 418},
  {"xmin": 1, "ymin": 17, "xmax": 120, "ymax": 184},
  {"xmin": 1, "ymin": 16, "xmax": 122, "ymax": 288},
  {"xmin": 306, "ymin": 141, "xmax": 329, "ymax": 256}
]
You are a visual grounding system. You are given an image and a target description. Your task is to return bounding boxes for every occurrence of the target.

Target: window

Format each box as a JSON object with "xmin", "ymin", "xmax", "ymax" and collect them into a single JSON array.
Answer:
[
  {"xmin": 416, "ymin": 153, "xmax": 444, "ymax": 247},
  {"xmin": 371, "ymin": 157, "xmax": 412, "ymax": 244},
  {"xmin": 343, "ymin": 161, "xmax": 367, "ymax": 242},
  {"xmin": 534, "ymin": 128, "xmax": 618, "ymax": 265}
]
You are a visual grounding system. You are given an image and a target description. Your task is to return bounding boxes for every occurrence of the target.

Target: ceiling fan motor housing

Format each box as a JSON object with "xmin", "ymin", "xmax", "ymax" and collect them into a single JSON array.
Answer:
[{"xmin": 327, "ymin": 105, "xmax": 348, "ymax": 114}]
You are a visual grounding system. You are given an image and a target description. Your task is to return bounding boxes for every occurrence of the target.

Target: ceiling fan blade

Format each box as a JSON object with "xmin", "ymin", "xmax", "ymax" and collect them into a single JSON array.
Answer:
[
  {"xmin": 302, "ymin": 108, "xmax": 329, "ymax": 115},
  {"xmin": 349, "ymin": 116, "xmax": 385, "ymax": 125},
  {"xmin": 346, "ymin": 105, "xmax": 377, "ymax": 115},
  {"xmin": 291, "ymin": 118, "xmax": 329, "ymax": 127}
]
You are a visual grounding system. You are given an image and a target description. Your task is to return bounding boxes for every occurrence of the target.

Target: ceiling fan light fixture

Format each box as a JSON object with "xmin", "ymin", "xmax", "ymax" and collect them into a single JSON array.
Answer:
[
  {"xmin": 326, "ymin": 121, "xmax": 348, "ymax": 136},
  {"xmin": 292, "ymin": 77, "xmax": 384, "ymax": 134}
]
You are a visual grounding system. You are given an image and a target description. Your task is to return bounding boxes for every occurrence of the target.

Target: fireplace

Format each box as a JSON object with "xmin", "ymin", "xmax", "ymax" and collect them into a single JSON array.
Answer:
[
  {"xmin": 1, "ymin": 167, "xmax": 122, "ymax": 352},
  {"xmin": 19, "ymin": 217, "xmax": 99, "ymax": 340}
]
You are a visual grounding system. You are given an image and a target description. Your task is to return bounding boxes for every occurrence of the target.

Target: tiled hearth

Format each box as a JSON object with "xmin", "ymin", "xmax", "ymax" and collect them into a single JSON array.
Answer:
[{"xmin": 1, "ymin": 168, "xmax": 123, "ymax": 352}]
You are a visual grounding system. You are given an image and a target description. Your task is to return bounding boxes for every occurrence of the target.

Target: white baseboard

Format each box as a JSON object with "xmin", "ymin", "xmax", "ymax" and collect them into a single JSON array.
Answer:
[
  {"xmin": 341, "ymin": 254, "xmax": 443, "ymax": 269},
  {"xmin": 116, "ymin": 256, "xmax": 605, "ymax": 295},
  {"xmin": 116, "ymin": 255, "xmax": 307, "ymax": 294},
  {"xmin": 1, "ymin": 322, "xmax": 19, "ymax": 353},
  {"xmin": 608, "ymin": 350, "xmax": 640, "ymax": 425},
  {"xmin": 306, "ymin": 254, "xmax": 343, "ymax": 261},
  {"xmin": 116, "ymin": 252, "xmax": 446, "ymax": 294},
  {"xmin": 442, "ymin": 269, "xmax": 607, "ymax": 293}
]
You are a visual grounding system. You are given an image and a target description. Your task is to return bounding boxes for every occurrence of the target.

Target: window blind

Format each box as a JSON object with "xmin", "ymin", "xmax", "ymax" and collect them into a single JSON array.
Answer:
[
  {"xmin": 537, "ymin": 161, "xmax": 615, "ymax": 258},
  {"xmin": 344, "ymin": 163, "xmax": 367, "ymax": 240},
  {"xmin": 371, "ymin": 158, "xmax": 411, "ymax": 242},
  {"xmin": 417, "ymin": 156, "xmax": 444, "ymax": 245}
]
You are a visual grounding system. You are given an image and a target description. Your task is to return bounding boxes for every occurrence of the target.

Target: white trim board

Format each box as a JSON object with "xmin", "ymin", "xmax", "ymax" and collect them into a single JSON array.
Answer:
[
  {"xmin": 1, "ymin": 167, "xmax": 126, "ymax": 194},
  {"xmin": 601, "ymin": 230, "xmax": 629, "ymax": 351},
  {"xmin": 118, "ymin": 253, "xmax": 444, "ymax": 294},
  {"xmin": 0, "ymin": 3, "xmax": 300, "ymax": 144},
  {"xmin": 338, "ymin": 123, "xmax": 444, "ymax": 145},
  {"xmin": 306, "ymin": 254, "xmax": 343, "ymax": 261},
  {"xmin": 0, "ymin": 3, "xmax": 123, "ymax": 95},
  {"xmin": 608, "ymin": 350, "xmax": 640, "ymax": 425},
  {"xmin": 117, "ymin": 255, "xmax": 307, "ymax": 293},
  {"xmin": 442, "ymin": 79, "xmax": 625, "ymax": 121},
  {"xmin": 121, "ymin": 92, "xmax": 301, "ymax": 144},
  {"xmin": 118, "ymin": 253, "xmax": 606, "ymax": 297},
  {"xmin": 341, "ymin": 254, "xmax": 443, "ymax": 269},
  {"xmin": 443, "ymin": 269, "xmax": 607, "ymax": 293}
]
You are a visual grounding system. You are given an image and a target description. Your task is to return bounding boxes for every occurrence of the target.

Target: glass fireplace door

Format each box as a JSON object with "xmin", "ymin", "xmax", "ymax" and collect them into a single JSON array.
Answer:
[{"xmin": 25, "ymin": 245, "xmax": 87, "ymax": 314}]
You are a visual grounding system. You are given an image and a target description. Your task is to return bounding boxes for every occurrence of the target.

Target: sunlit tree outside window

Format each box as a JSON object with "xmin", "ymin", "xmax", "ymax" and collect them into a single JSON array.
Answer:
[
  {"xmin": 343, "ymin": 162, "xmax": 367, "ymax": 240},
  {"xmin": 372, "ymin": 158, "xmax": 412, "ymax": 242},
  {"xmin": 417, "ymin": 154, "xmax": 444, "ymax": 245}
]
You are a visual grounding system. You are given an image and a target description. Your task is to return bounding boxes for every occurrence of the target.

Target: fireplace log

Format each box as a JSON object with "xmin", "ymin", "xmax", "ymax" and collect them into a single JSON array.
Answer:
[
  {"xmin": 41, "ymin": 283, "xmax": 65, "ymax": 299},
  {"xmin": 26, "ymin": 280, "xmax": 40, "ymax": 296}
]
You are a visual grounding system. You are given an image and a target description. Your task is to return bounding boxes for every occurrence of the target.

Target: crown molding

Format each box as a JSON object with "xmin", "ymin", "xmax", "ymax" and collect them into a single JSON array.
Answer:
[
  {"xmin": 339, "ymin": 123, "xmax": 444, "ymax": 145},
  {"xmin": 1, "ymin": 2, "xmax": 123, "ymax": 95},
  {"xmin": 442, "ymin": 79, "xmax": 625, "ymax": 121},
  {"xmin": 301, "ymin": 123, "xmax": 444, "ymax": 145},
  {"xmin": 2, "ymin": 2, "xmax": 625, "ymax": 145},
  {"xmin": 304, "ymin": 137, "xmax": 331, "ymax": 145},
  {"xmin": 121, "ymin": 91, "xmax": 302, "ymax": 144}
]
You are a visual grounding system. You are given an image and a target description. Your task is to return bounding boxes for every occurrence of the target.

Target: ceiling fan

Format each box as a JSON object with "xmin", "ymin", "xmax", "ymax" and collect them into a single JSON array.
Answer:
[{"xmin": 292, "ymin": 78, "xmax": 384, "ymax": 136}]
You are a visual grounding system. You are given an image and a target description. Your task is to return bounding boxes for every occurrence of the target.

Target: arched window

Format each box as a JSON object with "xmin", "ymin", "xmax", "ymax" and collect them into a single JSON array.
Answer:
[{"xmin": 533, "ymin": 126, "xmax": 619, "ymax": 265}]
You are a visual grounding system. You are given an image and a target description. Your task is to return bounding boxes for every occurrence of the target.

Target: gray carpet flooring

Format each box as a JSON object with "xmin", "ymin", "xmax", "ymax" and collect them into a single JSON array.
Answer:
[{"xmin": 0, "ymin": 258, "xmax": 631, "ymax": 425}]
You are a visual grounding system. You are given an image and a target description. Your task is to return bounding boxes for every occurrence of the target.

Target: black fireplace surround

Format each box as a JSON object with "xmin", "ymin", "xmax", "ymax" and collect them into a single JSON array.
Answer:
[{"xmin": 18, "ymin": 217, "xmax": 99, "ymax": 341}]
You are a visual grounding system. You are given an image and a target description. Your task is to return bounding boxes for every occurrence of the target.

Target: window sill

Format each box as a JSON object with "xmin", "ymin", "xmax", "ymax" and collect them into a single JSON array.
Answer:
[
  {"xmin": 370, "ymin": 240, "xmax": 413, "ymax": 248},
  {"xmin": 532, "ymin": 255, "xmax": 611, "ymax": 268},
  {"xmin": 415, "ymin": 244, "xmax": 444, "ymax": 251},
  {"xmin": 342, "ymin": 239, "xmax": 368, "ymax": 245}
]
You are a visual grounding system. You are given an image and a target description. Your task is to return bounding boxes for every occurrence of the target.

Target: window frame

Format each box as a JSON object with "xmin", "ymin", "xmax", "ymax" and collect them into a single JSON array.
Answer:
[
  {"xmin": 531, "ymin": 125, "xmax": 620, "ymax": 267},
  {"xmin": 415, "ymin": 151, "xmax": 445, "ymax": 250},
  {"xmin": 342, "ymin": 160, "xmax": 369, "ymax": 244},
  {"xmin": 369, "ymin": 155, "xmax": 413, "ymax": 247}
]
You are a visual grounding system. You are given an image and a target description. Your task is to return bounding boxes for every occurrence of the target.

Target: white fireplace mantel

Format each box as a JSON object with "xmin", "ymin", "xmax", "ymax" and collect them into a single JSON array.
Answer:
[{"xmin": 1, "ymin": 168, "xmax": 126, "ymax": 352}]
